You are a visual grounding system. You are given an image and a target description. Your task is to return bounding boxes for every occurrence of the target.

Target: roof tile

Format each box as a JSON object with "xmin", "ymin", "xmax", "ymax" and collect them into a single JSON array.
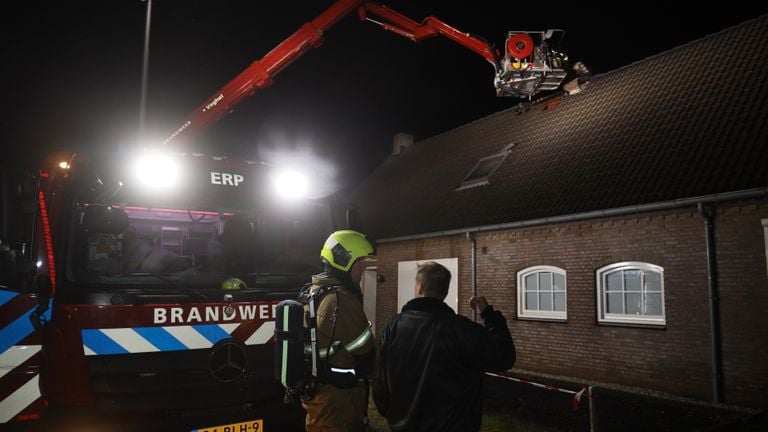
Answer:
[{"xmin": 350, "ymin": 15, "xmax": 768, "ymax": 239}]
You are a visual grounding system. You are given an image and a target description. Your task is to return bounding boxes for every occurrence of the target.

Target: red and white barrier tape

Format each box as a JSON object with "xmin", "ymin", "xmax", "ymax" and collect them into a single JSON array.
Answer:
[{"xmin": 485, "ymin": 372, "xmax": 587, "ymax": 411}]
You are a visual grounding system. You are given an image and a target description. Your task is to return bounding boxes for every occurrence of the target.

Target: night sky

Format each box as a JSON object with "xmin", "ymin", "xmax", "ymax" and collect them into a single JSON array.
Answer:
[{"xmin": 3, "ymin": 1, "xmax": 767, "ymax": 190}]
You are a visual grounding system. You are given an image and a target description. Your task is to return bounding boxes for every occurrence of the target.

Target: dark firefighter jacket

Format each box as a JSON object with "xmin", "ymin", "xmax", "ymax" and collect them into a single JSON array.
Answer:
[{"xmin": 372, "ymin": 297, "xmax": 516, "ymax": 432}]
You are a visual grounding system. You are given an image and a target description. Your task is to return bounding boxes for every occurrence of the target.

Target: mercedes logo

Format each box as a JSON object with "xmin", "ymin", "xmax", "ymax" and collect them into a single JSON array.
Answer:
[{"xmin": 209, "ymin": 339, "xmax": 247, "ymax": 382}]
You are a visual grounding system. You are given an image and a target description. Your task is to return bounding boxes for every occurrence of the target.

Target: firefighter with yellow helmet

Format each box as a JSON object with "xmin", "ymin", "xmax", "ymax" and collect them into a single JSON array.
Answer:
[{"xmin": 301, "ymin": 230, "xmax": 376, "ymax": 432}]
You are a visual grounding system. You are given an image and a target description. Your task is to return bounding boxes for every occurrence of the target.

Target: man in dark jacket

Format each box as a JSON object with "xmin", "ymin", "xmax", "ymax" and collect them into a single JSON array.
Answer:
[{"xmin": 372, "ymin": 261, "xmax": 516, "ymax": 432}]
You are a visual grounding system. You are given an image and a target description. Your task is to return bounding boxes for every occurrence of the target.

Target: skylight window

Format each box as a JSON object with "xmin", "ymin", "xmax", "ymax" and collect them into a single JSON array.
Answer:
[{"xmin": 455, "ymin": 145, "xmax": 513, "ymax": 190}]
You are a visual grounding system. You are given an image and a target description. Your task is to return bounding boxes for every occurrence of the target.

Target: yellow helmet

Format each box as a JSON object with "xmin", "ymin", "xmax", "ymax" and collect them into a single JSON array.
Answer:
[
  {"xmin": 221, "ymin": 277, "xmax": 246, "ymax": 290},
  {"xmin": 320, "ymin": 230, "xmax": 376, "ymax": 272}
]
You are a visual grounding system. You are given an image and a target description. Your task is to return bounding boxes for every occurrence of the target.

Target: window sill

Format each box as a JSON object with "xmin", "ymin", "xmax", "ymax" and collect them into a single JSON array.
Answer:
[
  {"xmin": 597, "ymin": 320, "xmax": 667, "ymax": 330},
  {"xmin": 517, "ymin": 315, "xmax": 567, "ymax": 323}
]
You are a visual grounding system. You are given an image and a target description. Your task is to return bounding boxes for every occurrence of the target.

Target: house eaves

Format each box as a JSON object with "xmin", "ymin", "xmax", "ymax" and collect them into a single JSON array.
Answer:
[{"xmin": 377, "ymin": 187, "xmax": 768, "ymax": 243}]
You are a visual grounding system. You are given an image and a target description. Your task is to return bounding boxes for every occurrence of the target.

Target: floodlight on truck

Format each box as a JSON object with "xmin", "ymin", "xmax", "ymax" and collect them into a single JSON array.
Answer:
[
  {"xmin": 133, "ymin": 152, "xmax": 179, "ymax": 189},
  {"xmin": 272, "ymin": 170, "xmax": 309, "ymax": 200}
]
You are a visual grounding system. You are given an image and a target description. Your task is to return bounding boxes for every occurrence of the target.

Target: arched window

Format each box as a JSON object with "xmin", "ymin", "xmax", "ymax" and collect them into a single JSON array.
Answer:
[
  {"xmin": 596, "ymin": 262, "xmax": 665, "ymax": 326},
  {"xmin": 517, "ymin": 266, "xmax": 567, "ymax": 321}
]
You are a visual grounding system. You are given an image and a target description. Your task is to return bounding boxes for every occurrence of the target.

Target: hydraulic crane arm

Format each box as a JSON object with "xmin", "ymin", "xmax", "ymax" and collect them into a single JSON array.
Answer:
[
  {"xmin": 162, "ymin": 0, "xmax": 364, "ymax": 146},
  {"xmin": 357, "ymin": 3, "xmax": 499, "ymax": 67},
  {"xmin": 163, "ymin": 0, "xmax": 568, "ymax": 147}
]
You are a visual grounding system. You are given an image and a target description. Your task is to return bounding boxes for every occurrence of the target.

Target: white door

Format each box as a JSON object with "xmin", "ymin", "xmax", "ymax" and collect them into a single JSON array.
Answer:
[
  {"xmin": 397, "ymin": 258, "xmax": 459, "ymax": 313},
  {"xmin": 362, "ymin": 267, "xmax": 377, "ymax": 335}
]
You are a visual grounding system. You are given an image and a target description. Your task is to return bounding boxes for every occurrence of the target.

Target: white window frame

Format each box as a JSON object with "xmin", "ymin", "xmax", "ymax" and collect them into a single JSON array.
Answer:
[
  {"xmin": 596, "ymin": 262, "xmax": 666, "ymax": 326},
  {"xmin": 517, "ymin": 265, "xmax": 567, "ymax": 321}
]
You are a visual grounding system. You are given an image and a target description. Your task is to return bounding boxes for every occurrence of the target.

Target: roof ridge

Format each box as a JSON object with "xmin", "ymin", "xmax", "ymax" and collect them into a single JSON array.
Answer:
[{"xmin": 591, "ymin": 12, "xmax": 768, "ymax": 81}]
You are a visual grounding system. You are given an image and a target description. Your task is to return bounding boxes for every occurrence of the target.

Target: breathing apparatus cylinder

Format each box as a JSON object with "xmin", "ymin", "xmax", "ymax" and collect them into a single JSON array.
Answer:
[{"xmin": 274, "ymin": 299, "xmax": 306, "ymax": 390}]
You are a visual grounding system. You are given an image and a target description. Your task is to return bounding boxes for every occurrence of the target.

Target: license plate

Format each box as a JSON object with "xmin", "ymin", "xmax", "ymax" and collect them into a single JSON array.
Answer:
[{"xmin": 192, "ymin": 419, "xmax": 263, "ymax": 432}]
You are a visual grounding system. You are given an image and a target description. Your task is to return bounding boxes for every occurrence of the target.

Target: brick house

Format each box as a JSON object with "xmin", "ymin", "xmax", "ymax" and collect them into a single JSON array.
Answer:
[{"xmin": 347, "ymin": 15, "xmax": 768, "ymax": 409}]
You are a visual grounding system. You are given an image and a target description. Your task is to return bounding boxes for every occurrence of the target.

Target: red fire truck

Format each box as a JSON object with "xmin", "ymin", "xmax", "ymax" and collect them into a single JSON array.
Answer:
[
  {"xmin": 0, "ymin": 1, "xmax": 571, "ymax": 430},
  {"xmin": 2, "ymin": 151, "xmax": 334, "ymax": 430}
]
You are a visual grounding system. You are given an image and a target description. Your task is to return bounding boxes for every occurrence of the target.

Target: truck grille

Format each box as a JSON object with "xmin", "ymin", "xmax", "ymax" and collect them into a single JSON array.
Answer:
[{"xmin": 85, "ymin": 343, "xmax": 281, "ymax": 417}]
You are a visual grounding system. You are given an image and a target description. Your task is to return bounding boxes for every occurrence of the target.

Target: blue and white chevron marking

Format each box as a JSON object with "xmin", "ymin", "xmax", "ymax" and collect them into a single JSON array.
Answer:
[
  {"xmin": 0, "ymin": 346, "xmax": 42, "ymax": 423},
  {"xmin": 81, "ymin": 321, "xmax": 275, "ymax": 355},
  {"xmin": 0, "ymin": 289, "xmax": 51, "ymax": 423}
]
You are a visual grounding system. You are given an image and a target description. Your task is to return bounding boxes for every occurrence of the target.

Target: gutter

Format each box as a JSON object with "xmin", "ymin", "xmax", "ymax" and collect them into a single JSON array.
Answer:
[
  {"xmin": 466, "ymin": 232, "xmax": 477, "ymax": 322},
  {"xmin": 698, "ymin": 203, "xmax": 723, "ymax": 403},
  {"xmin": 377, "ymin": 188, "xmax": 768, "ymax": 243}
]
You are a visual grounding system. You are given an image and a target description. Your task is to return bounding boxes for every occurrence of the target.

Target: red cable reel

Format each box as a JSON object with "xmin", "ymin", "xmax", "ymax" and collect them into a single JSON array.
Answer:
[{"xmin": 506, "ymin": 33, "xmax": 534, "ymax": 60}]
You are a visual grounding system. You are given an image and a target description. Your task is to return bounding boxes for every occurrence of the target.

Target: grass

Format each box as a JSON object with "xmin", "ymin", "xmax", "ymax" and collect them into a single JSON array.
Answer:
[{"xmin": 481, "ymin": 412, "xmax": 565, "ymax": 432}]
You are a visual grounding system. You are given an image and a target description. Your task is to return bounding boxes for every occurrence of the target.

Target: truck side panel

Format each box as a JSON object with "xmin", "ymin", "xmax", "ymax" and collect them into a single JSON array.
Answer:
[{"xmin": 0, "ymin": 289, "xmax": 50, "ymax": 424}]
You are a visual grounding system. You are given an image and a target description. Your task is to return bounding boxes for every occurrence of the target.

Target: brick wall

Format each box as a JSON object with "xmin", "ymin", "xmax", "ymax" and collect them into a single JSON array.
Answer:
[
  {"xmin": 372, "ymin": 201, "xmax": 768, "ymax": 408},
  {"xmin": 715, "ymin": 203, "xmax": 768, "ymax": 407}
]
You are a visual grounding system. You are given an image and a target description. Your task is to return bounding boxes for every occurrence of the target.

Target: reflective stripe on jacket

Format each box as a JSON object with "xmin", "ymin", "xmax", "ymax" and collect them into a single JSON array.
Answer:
[
  {"xmin": 304, "ymin": 273, "xmax": 374, "ymax": 370},
  {"xmin": 305, "ymin": 325, "xmax": 373, "ymax": 358}
]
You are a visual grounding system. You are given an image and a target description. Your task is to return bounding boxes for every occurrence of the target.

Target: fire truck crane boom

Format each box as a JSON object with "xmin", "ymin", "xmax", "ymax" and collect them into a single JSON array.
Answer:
[
  {"xmin": 163, "ymin": 0, "xmax": 569, "ymax": 147},
  {"xmin": 358, "ymin": 3, "xmax": 498, "ymax": 65},
  {"xmin": 162, "ymin": 0, "xmax": 364, "ymax": 146}
]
